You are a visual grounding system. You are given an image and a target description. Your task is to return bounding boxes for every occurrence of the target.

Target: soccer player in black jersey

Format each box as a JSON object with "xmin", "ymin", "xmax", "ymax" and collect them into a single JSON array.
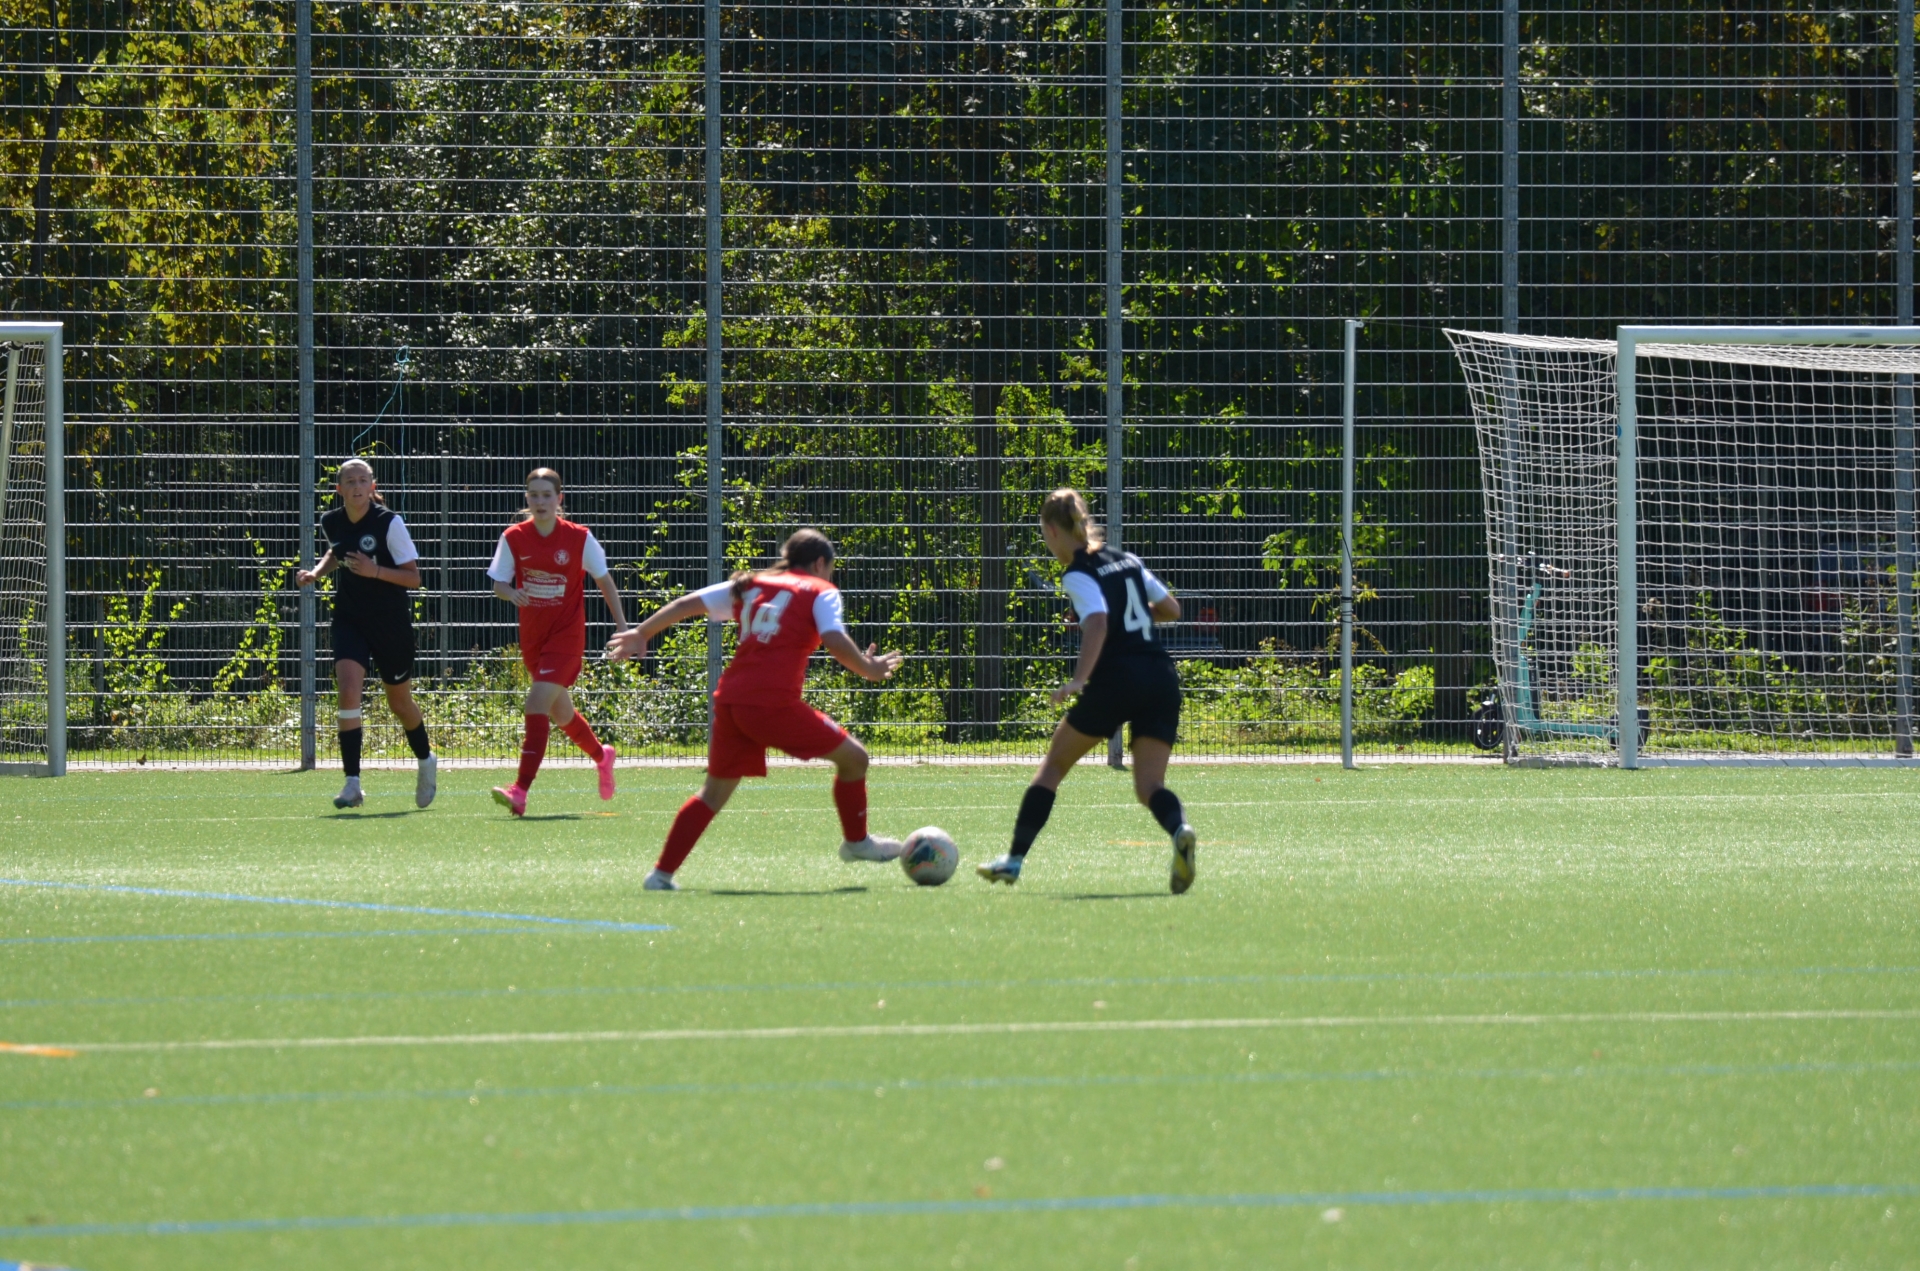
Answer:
[
  {"xmin": 294, "ymin": 458, "xmax": 437, "ymax": 810},
  {"xmin": 977, "ymin": 487, "xmax": 1199, "ymax": 893}
]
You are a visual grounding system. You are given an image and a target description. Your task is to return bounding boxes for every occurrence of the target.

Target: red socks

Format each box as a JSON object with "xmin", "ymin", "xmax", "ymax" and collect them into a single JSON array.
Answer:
[
  {"xmin": 561, "ymin": 713, "xmax": 604, "ymax": 762},
  {"xmin": 517, "ymin": 714, "xmax": 550, "ymax": 788},
  {"xmin": 658, "ymin": 796, "xmax": 719, "ymax": 874},
  {"xmin": 832, "ymin": 778, "xmax": 868, "ymax": 843}
]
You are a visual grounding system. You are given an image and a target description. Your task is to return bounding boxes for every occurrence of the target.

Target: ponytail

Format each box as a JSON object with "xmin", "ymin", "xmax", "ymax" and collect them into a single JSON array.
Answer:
[
  {"xmin": 730, "ymin": 528, "xmax": 837, "ymax": 605},
  {"xmin": 1039, "ymin": 487, "xmax": 1101, "ymax": 548}
]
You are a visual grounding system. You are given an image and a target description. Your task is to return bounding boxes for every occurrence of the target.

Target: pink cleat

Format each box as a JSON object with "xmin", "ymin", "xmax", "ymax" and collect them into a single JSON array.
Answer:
[
  {"xmin": 491, "ymin": 784, "xmax": 527, "ymax": 818},
  {"xmin": 596, "ymin": 743, "xmax": 618, "ymax": 801}
]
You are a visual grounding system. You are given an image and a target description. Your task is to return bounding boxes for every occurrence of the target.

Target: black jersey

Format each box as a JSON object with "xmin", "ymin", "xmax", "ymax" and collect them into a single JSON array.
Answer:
[
  {"xmin": 320, "ymin": 502, "xmax": 414, "ymax": 629},
  {"xmin": 1061, "ymin": 545, "xmax": 1172, "ymax": 676}
]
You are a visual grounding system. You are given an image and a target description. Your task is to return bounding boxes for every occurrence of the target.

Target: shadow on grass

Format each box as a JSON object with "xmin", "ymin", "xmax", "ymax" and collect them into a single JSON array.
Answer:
[
  {"xmin": 329, "ymin": 810, "xmax": 424, "ymax": 821},
  {"xmin": 1052, "ymin": 892, "xmax": 1170, "ymax": 902},
  {"xmin": 704, "ymin": 886, "xmax": 873, "ymax": 898}
]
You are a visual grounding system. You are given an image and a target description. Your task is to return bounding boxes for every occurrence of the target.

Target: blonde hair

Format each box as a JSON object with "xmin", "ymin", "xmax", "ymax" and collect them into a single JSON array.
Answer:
[
  {"xmin": 1040, "ymin": 487, "xmax": 1101, "ymax": 547},
  {"xmin": 521, "ymin": 467, "xmax": 563, "ymax": 520},
  {"xmin": 730, "ymin": 528, "xmax": 836, "ymax": 604},
  {"xmin": 335, "ymin": 457, "xmax": 384, "ymax": 503}
]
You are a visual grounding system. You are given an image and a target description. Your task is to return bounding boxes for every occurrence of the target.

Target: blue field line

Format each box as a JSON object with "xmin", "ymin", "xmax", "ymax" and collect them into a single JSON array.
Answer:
[
  {"xmin": 9, "ymin": 1057, "xmax": 1917, "ymax": 1115},
  {"xmin": 3, "ymin": 962, "xmax": 1912, "ymax": 1013},
  {"xmin": 4, "ymin": 1182, "xmax": 1914, "ymax": 1239},
  {"xmin": 0, "ymin": 927, "xmax": 547, "ymax": 947},
  {"xmin": 0, "ymin": 879, "xmax": 669, "ymax": 934}
]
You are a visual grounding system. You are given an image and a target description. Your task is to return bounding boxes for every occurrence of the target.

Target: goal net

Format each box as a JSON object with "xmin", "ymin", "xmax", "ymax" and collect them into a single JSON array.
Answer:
[
  {"xmin": 0, "ymin": 326, "xmax": 63, "ymax": 774},
  {"xmin": 1450, "ymin": 326, "xmax": 1920, "ymax": 766}
]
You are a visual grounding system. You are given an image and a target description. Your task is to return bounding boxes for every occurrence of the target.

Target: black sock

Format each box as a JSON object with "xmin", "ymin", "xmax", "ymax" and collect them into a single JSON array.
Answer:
[
  {"xmin": 339, "ymin": 727, "xmax": 363, "ymax": 778},
  {"xmin": 1148, "ymin": 787, "xmax": 1185, "ymax": 836},
  {"xmin": 1009, "ymin": 785, "xmax": 1056, "ymax": 858},
  {"xmin": 405, "ymin": 723, "xmax": 431, "ymax": 760}
]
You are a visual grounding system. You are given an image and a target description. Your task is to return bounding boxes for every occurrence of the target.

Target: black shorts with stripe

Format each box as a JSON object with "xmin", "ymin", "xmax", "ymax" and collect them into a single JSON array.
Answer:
[{"xmin": 1065, "ymin": 654, "xmax": 1181, "ymax": 747}]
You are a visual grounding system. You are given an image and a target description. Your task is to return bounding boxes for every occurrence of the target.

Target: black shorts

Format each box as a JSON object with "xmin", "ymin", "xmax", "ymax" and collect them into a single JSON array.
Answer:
[
  {"xmin": 333, "ymin": 617, "xmax": 415, "ymax": 686},
  {"xmin": 1065, "ymin": 656, "xmax": 1181, "ymax": 747}
]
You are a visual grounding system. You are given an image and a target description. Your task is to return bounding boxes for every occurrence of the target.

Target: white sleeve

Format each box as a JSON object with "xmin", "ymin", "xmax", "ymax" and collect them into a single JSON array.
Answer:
[
  {"xmin": 486, "ymin": 533, "xmax": 516, "ymax": 584},
  {"xmin": 1060, "ymin": 571, "xmax": 1106, "ymax": 619},
  {"xmin": 581, "ymin": 531, "xmax": 609, "ymax": 579},
  {"xmin": 385, "ymin": 515, "xmax": 419, "ymax": 566},
  {"xmin": 812, "ymin": 587, "xmax": 846, "ymax": 635},
  {"xmin": 694, "ymin": 579, "xmax": 736, "ymax": 621},
  {"xmin": 1141, "ymin": 567, "xmax": 1170, "ymax": 603}
]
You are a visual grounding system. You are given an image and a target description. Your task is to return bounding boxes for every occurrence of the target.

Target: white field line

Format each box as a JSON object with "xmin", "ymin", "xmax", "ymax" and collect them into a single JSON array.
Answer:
[{"xmin": 37, "ymin": 1008, "xmax": 1920, "ymax": 1056}]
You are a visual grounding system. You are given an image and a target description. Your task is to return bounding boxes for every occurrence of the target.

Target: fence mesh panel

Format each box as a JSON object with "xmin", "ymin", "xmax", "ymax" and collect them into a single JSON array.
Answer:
[{"xmin": 2, "ymin": 0, "xmax": 1913, "ymax": 764}]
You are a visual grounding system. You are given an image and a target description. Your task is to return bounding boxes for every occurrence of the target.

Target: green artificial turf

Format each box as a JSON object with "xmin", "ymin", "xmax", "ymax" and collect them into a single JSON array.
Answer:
[{"xmin": 1, "ymin": 761, "xmax": 1917, "ymax": 1269}]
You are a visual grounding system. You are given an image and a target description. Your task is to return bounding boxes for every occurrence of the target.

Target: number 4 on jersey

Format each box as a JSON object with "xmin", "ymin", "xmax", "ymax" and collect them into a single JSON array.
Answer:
[{"xmin": 1122, "ymin": 577, "xmax": 1154, "ymax": 639}]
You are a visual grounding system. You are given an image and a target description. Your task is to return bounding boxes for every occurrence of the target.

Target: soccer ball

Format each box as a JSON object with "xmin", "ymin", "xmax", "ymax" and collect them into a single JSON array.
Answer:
[{"xmin": 899, "ymin": 826, "xmax": 959, "ymax": 886}]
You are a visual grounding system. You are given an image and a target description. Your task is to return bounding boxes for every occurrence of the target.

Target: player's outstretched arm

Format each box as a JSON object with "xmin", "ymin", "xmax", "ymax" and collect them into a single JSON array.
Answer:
[
  {"xmin": 821, "ymin": 631, "xmax": 903, "ymax": 683},
  {"xmin": 294, "ymin": 549, "xmax": 336, "ymax": 589},
  {"xmin": 593, "ymin": 572, "xmax": 630, "ymax": 632},
  {"xmin": 1051, "ymin": 611, "xmax": 1108, "ymax": 704},
  {"xmin": 605, "ymin": 591, "xmax": 709, "ymax": 661}
]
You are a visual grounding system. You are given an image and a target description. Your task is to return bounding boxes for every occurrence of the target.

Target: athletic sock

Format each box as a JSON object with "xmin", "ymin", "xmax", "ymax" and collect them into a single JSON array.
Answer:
[
  {"xmin": 832, "ymin": 778, "xmax": 868, "ymax": 843},
  {"xmin": 405, "ymin": 723, "xmax": 431, "ymax": 761},
  {"xmin": 1009, "ymin": 784, "xmax": 1056, "ymax": 858},
  {"xmin": 1148, "ymin": 787, "xmax": 1186, "ymax": 836},
  {"xmin": 339, "ymin": 727, "xmax": 363, "ymax": 778},
  {"xmin": 517, "ymin": 714, "xmax": 550, "ymax": 789},
  {"xmin": 561, "ymin": 714, "xmax": 605, "ymax": 763},
  {"xmin": 657, "ymin": 795, "xmax": 719, "ymax": 874}
]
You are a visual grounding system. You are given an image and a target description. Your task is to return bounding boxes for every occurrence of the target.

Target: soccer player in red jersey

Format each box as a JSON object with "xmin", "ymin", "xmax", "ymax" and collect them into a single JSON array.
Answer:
[
  {"xmin": 487, "ymin": 468, "xmax": 629, "ymax": 816},
  {"xmin": 605, "ymin": 528, "xmax": 904, "ymax": 890}
]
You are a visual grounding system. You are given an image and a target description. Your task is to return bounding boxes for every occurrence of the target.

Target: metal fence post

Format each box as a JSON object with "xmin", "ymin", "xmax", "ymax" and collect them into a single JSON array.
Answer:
[
  {"xmin": 1894, "ymin": 0, "xmax": 1915, "ymax": 758},
  {"xmin": 296, "ymin": 0, "xmax": 317, "ymax": 771},
  {"xmin": 704, "ymin": 0, "xmax": 724, "ymax": 702},
  {"xmin": 1341, "ymin": 320, "xmax": 1359, "ymax": 769},
  {"xmin": 45, "ymin": 325, "xmax": 64, "ymax": 776},
  {"xmin": 1105, "ymin": 0, "xmax": 1126, "ymax": 770},
  {"xmin": 1503, "ymin": 0, "xmax": 1519, "ymax": 333}
]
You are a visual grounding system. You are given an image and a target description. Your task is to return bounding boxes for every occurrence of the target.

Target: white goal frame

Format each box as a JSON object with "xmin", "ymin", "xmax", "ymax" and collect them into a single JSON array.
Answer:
[
  {"xmin": 0, "ymin": 323, "xmax": 64, "ymax": 777},
  {"xmin": 1616, "ymin": 326, "xmax": 1920, "ymax": 768}
]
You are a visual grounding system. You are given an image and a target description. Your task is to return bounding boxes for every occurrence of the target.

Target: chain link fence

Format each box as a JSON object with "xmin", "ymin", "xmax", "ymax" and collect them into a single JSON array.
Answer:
[{"xmin": 4, "ymin": 0, "xmax": 1914, "ymax": 765}]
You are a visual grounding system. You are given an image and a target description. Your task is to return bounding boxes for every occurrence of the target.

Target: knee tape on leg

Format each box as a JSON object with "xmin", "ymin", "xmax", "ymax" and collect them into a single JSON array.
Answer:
[{"xmin": 337, "ymin": 708, "xmax": 364, "ymax": 724}]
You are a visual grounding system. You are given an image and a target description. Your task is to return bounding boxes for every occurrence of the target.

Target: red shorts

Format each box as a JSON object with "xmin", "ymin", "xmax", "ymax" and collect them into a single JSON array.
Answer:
[
  {"xmin": 708, "ymin": 699, "xmax": 849, "ymax": 779},
  {"xmin": 521, "ymin": 623, "xmax": 586, "ymax": 687}
]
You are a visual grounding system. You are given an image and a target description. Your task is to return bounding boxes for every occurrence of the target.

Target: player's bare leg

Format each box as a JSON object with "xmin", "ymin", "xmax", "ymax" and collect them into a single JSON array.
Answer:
[
  {"xmin": 1129, "ymin": 737, "xmax": 1195, "ymax": 894},
  {"xmin": 977, "ymin": 719, "xmax": 1105, "ymax": 884},
  {"xmin": 332, "ymin": 660, "xmax": 368, "ymax": 808},
  {"xmin": 646, "ymin": 774, "xmax": 740, "ymax": 890},
  {"xmin": 828, "ymin": 737, "xmax": 901, "ymax": 862}
]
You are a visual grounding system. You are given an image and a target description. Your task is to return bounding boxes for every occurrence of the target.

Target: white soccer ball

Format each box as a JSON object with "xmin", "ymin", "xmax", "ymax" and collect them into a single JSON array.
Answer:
[{"xmin": 900, "ymin": 826, "xmax": 959, "ymax": 886}]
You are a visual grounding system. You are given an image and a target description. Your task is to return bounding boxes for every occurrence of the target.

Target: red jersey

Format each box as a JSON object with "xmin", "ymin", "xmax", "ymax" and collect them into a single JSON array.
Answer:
[
  {"xmin": 713, "ymin": 571, "xmax": 843, "ymax": 706},
  {"xmin": 489, "ymin": 518, "xmax": 601, "ymax": 644}
]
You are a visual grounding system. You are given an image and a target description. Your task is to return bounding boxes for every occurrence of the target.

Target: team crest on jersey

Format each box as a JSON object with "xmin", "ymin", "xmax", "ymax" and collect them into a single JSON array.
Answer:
[
  {"xmin": 553, "ymin": 548, "xmax": 570, "ymax": 566},
  {"xmin": 358, "ymin": 534, "xmax": 377, "ymax": 553}
]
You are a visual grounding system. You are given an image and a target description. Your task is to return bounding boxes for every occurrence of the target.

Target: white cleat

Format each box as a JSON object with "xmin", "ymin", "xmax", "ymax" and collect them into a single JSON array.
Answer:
[
  {"xmin": 839, "ymin": 835, "xmax": 904, "ymax": 863},
  {"xmin": 976, "ymin": 854, "xmax": 1022, "ymax": 885},
  {"xmin": 643, "ymin": 869, "xmax": 679, "ymax": 892},
  {"xmin": 415, "ymin": 754, "xmax": 438, "ymax": 809},
  {"xmin": 333, "ymin": 777, "xmax": 363, "ymax": 810}
]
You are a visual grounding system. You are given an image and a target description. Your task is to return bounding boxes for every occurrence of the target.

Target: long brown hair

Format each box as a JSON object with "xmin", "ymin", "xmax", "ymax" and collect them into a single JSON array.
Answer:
[
  {"xmin": 1040, "ymin": 487, "xmax": 1102, "ymax": 547},
  {"xmin": 730, "ymin": 528, "xmax": 836, "ymax": 604},
  {"xmin": 519, "ymin": 467, "xmax": 563, "ymax": 521}
]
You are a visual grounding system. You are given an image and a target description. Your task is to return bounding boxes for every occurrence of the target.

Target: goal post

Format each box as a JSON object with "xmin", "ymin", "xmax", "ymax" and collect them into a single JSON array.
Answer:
[
  {"xmin": 0, "ymin": 323, "xmax": 64, "ymax": 777},
  {"xmin": 1451, "ymin": 324, "xmax": 1920, "ymax": 768}
]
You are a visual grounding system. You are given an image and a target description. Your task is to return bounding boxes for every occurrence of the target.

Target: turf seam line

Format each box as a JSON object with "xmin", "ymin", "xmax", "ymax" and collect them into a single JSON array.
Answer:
[
  {"xmin": 0, "ymin": 878, "xmax": 669, "ymax": 934},
  {"xmin": 5, "ymin": 1182, "xmax": 1915, "ymax": 1238},
  {"xmin": 37, "ymin": 1008, "xmax": 1920, "ymax": 1055}
]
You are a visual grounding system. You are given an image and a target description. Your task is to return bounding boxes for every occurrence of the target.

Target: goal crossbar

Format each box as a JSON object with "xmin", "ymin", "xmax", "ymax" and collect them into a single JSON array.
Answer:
[{"xmin": 0, "ymin": 323, "xmax": 64, "ymax": 777}]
